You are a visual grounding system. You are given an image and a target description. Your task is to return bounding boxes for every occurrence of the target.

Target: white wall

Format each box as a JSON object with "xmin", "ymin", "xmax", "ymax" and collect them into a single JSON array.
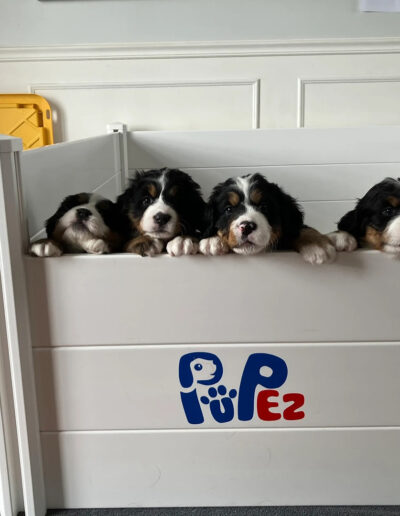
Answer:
[{"xmin": 1, "ymin": 0, "xmax": 400, "ymax": 47}]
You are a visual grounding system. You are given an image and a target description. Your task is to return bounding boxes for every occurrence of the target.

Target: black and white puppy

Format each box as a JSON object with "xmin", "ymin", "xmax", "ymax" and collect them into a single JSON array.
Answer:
[
  {"xmin": 200, "ymin": 173, "xmax": 336, "ymax": 264},
  {"xmin": 329, "ymin": 177, "xmax": 400, "ymax": 255},
  {"xmin": 116, "ymin": 168, "xmax": 206, "ymax": 257},
  {"xmin": 30, "ymin": 193, "xmax": 122, "ymax": 257}
]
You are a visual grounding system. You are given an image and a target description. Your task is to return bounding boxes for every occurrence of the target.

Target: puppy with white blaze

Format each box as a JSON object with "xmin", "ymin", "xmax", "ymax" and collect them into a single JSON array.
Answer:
[
  {"xmin": 329, "ymin": 177, "xmax": 400, "ymax": 256},
  {"xmin": 117, "ymin": 168, "xmax": 206, "ymax": 257},
  {"xmin": 200, "ymin": 173, "xmax": 336, "ymax": 264},
  {"xmin": 30, "ymin": 193, "xmax": 123, "ymax": 257}
]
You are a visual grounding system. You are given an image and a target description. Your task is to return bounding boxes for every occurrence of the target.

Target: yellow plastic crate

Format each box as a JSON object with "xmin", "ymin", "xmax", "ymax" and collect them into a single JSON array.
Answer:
[{"xmin": 0, "ymin": 94, "xmax": 53, "ymax": 150}]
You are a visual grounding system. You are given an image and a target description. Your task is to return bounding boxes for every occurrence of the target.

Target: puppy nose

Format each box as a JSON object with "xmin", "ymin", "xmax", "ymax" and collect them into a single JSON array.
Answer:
[
  {"xmin": 76, "ymin": 208, "xmax": 91, "ymax": 220},
  {"xmin": 154, "ymin": 212, "xmax": 171, "ymax": 226},
  {"xmin": 239, "ymin": 221, "xmax": 257, "ymax": 236}
]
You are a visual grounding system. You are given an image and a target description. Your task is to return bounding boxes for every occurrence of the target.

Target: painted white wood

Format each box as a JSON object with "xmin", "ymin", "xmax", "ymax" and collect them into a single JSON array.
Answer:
[
  {"xmin": 2, "ymin": 38, "xmax": 400, "ymax": 62},
  {"xmin": 3, "ymin": 39, "xmax": 400, "ymax": 139},
  {"xmin": 33, "ymin": 342, "xmax": 400, "ymax": 431},
  {"xmin": 41, "ymin": 429, "xmax": 400, "ymax": 507},
  {"xmin": 300, "ymin": 77, "xmax": 400, "ymax": 128},
  {"xmin": 20, "ymin": 133, "xmax": 121, "ymax": 239},
  {"xmin": 30, "ymin": 81, "xmax": 258, "ymax": 142},
  {"xmin": 25, "ymin": 250, "xmax": 400, "ymax": 348},
  {"xmin": 0, "ymin": 140, "xmax": 46, "ymax": 516}
]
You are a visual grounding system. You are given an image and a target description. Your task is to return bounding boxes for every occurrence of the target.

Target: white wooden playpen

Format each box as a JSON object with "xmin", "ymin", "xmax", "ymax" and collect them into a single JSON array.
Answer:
[{"xmin": 1, "ymin": 126, "xmax": 400, "ymax": 515}]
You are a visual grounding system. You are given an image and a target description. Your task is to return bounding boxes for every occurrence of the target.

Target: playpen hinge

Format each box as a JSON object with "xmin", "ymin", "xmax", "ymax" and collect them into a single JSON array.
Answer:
[{"xmin": 107, "ymin": 122, "xmax": 129, "ymax": 192}]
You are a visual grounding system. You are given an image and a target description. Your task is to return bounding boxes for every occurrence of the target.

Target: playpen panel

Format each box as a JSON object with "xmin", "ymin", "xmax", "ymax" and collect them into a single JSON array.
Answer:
[
  {"xmin": 41, "ymin": 428, "xmax": 400, "ymax": 507},
  {"xmin": 33, "ymin": 343, "xmax": 400, "ymax": 431},
  {"xmin": 20, "ymin": 133, "xmax": 122, "ymax": 240},
  {"xmin": 127, "ymin": 127, "xmax": 400, "ymax": 169},
  {"xmin": 182, "ymin": 164, "xmax": 400, "ymax": 201},
  {"xmin": 25, "ymin": 251, "xmax": 400, "ymax": 347}
]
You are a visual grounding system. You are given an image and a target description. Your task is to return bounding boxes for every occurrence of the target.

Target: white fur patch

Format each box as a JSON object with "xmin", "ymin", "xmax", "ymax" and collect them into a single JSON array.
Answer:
[
  {"xmin": 30, "ymin": 240, "xmax": 63, "ymax": 257},
  {"xmin": 230, "ymin": 206, "xmax": 272, "ymax": 255},
  {"xmin": 327, "ymin": 231, "xmax": 358, "ymax": 252},
  {"xmin": 299, "ymin": 241, "xmax": 337, "ymax": 265},
  {"xmin": 166, "ymin": 236, "xmax": 199, "ymax": 257},
  {"xmin": 383, "ymin": 244, "xmax": 400, "ymax": 256},
  {"xmin": 140, "ymin": 198, "xmax": 178, "ymax": 239},
  {"xmin": 199, "ymin": 236, "xmax": 230, "ymax": 256},
  {"xmin": 384, "ymin": 215, "xmax": 400, "ymax": 246},
  {"xmin": 82, "ymin": 239, "xmax": 110, "ymax": 255},
  {"xmin": 55, "ymin": 195, "xmax": 109, "ymax": 240},
  {"xmin": 235, "ymin": 175, "xmax": 253, "ymax": 202}
]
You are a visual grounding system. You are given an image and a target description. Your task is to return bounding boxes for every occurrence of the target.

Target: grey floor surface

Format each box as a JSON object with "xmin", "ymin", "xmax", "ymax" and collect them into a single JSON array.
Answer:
[{"xmin": 38, "ymin": 507, "xmax": 400, "ymax": 516}]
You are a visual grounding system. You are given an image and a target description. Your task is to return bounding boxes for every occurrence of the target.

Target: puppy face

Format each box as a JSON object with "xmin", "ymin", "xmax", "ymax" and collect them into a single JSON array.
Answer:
[
  {"xmin": 46, "ymin": 193, "xmax": 120, "ymax": 252},
  {"xmin": 204, "ymin": 173, "xmax": 303, "ymax": 255},
  {"xmin": 117, "ymin": 168, "xmax": 205, "ymax": 241},
  {"xmin": 338, "ymin": 178, "xmax": 400, "ymax": 254}
]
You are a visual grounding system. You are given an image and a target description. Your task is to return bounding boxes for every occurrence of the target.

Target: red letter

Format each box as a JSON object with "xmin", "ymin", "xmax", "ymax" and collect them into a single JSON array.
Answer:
[
  {"xmin": 257, "ymin": 389, "xmax": 281, "ymax": 421},
  {"xmin": 283, "ymin": 393, "xmax": 305, "ymax": 420}
]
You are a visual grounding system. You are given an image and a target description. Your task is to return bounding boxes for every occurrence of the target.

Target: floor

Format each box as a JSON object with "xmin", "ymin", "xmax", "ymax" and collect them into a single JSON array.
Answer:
[{"xmin": 39, "ymin": 507, "xmax": 400, "ymax": 516}]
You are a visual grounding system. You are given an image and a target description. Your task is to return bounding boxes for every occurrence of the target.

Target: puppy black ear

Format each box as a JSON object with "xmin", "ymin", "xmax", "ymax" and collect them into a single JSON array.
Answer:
[
  {"xmin": 271, "ymin": 185, "xmax": 304, "ymax": 247},
  {"xmin": 96, "ymin": 199, "xmax": 121, "ymax": 231},
  {"xmin": 202, "ymin": 202, "xmax": 216, "ymax": 238},
  {"xmin": 337, "ymin": 209, "xmax": 360, "ymax": 237}
]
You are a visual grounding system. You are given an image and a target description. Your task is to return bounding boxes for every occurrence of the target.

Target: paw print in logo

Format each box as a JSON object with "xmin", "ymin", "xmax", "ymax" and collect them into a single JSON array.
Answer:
[{"xmin": 200, "ymin": 385, "xmax": 237, "ymax": 423}]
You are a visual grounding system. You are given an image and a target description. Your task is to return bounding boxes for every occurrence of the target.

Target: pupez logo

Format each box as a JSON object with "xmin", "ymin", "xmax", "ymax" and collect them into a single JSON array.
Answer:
[{"xmin": 179, "ymin": 352, "xmax": 305, "ymax": 424}]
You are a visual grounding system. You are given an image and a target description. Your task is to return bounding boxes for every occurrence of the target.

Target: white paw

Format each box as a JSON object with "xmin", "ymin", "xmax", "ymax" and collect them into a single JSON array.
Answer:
[
  {"xmin": 327, "ymin": 231, "xmax": 357, "ymax": 252},
  {"xmin": 300, "ymin": 242, "xmax": 337, "ymax": 265},
  {"xmin": 166, "ymin": 236, "xmax": 199, "ymax": 257},
  {"xmin": 85, "ymin": 239, "xmax": 110, "ymax": 255},
  {"xmin": 29, "ymin": 240, "xmax": 63, "ymax": 257},
  {"xmin": 199, "ymin": 236, "xmax": 230, "ymax": 256},
  {"xmin": 383, "ymin": 244, "xmax": 400, "ymax": 256}
]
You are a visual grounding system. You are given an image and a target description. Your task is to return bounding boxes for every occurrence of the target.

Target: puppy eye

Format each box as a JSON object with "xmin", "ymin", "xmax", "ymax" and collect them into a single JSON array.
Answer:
[
  {"xmin": 382, "ymin": 206, "xmax": 394, "ymax": 217},
  {"xmin": 142, "ymin": 196, "xmax": 152, "ymax": 207},
  {"xmin": 225, "ymin": 206, "xmax": 233, "ymax": 214},
  {"xmin": 194, "ymin": 363, "xmax": 203, "ymax": 371}
]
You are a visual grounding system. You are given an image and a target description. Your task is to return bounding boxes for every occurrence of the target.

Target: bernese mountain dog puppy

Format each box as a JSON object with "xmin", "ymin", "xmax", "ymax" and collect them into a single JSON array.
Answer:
[
  {"xmin": 199, "ymin": 173, "xmax": 336, "ymax": 264},
  {"xmin": 117, "ymin": 168, "xmax": 206, "ymax": 257},
  {"xmin": 329, "ymin": 177, "xmax": 400, "ymax": 255},
  {"xmin": 30, "ymin": 193, "xmax": 122, "ymax": 257}
]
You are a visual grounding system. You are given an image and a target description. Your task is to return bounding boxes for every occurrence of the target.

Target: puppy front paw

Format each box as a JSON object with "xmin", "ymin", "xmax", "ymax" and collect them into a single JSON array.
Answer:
[
  {"xmin": 299, "ymin": 241, "xmax": 337, "ymax": 265},
  {"xmin": 125, "ymin": 236, "xmax": 164, "ymax": 257},
  {"xmin": 85, "ymin": 239, "xmax": 110, "ymax": 255},
  {"xmin": 199, "ymin": 236, "xmax": 230, "ymax": 256},
  {"xmin": 29, "ymin": 239, "xmax": 63, "ymax": 257},
  {"xmin": 166, "ymin": 236, "xmax": 199, "ymax": 257},
  {"xmin": 327, "ymin": 231, "xmax": 358, "ymax": 252}
]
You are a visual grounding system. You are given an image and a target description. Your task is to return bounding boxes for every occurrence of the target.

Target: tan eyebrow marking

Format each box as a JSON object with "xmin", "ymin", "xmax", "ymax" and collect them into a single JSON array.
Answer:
[
  {"xmin": 250, "ymin": 188, "xmax": 262, "ymax": 204},
  {"xmin": 387, "ymin": 196, "xmax": 400, "ymax": 207},
  {"xmin": 169, "ymin": 185, "xmax": 178, "ymax": 196},
  {"xmin": 147, "ymin": 184, "xmax": 157, "ymax": 198},
  {"xmin": 228, "ymin": 191, "xmax": 240, "ymax": 206}
]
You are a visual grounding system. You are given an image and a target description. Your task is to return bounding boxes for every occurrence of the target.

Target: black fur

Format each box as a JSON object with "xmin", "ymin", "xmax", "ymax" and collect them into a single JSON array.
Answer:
[
  {"xmin": 116, "ymin": 168, "xmax": 206, "ymax": 241},
  {"xmin": 45, "ymin": 193, "xmax": 91, "ymax": 238},
  {"xmin": 338, "ymin": 177, "xmax": 400, "ymax": 243}
]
